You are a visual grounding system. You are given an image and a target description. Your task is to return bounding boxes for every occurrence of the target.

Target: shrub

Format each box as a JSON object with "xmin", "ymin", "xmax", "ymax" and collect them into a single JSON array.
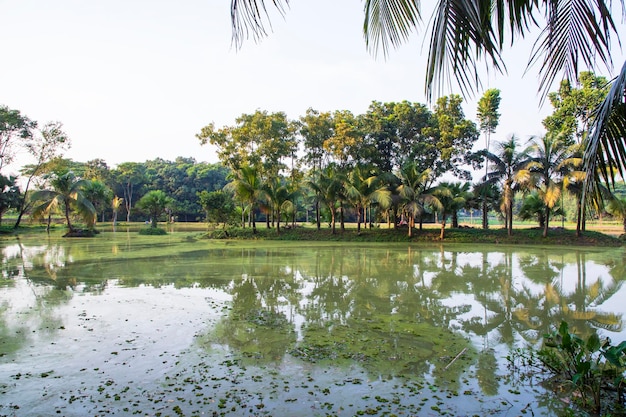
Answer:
[{"xmin": 138, "ymin": 227, "xmax": 167, "ymax": 236}]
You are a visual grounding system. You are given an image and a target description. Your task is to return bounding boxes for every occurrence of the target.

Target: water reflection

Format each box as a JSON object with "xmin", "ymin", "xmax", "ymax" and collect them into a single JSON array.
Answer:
[{"xmin": 0, "ymin": 237, "xmax": 625, "ymax": 414}]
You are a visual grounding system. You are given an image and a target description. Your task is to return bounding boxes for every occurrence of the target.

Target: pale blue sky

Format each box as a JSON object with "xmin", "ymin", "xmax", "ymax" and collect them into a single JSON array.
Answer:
[{"xmin": 1, "ymin": 0, "xmax": 624, "ymax": 172}]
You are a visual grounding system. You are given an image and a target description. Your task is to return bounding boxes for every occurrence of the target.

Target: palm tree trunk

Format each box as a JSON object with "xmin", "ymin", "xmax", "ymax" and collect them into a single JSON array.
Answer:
[
  {"xmin": 543, "ymin": 207, "xmax": 550, "ymax": 238},
  {"xmin": 65, "ymin": 203, "xmax": 73, "ymax": 232},
  {"xmin": 482, "ymin": 200, "xmax": 489, "ymax": 229},
  {"xmin": 440, "ymin": 219, "xmax": 446, "ymax": 240},
  {"xmin": 340, "ymin": 202, "xmax": 345, "ymax": 232},
  {"xmin": 576, "ymin": 199, "xmax": 582, "ymax": 237},
  {"xmin": 316, "ymin": 200, "xmax": 321, "ymax": 230}
]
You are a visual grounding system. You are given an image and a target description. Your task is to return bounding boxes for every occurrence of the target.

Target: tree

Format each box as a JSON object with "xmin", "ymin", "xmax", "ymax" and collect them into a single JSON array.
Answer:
[
  {"xmin": 518, "ymin": 191, "xmax": 565, "ymax": 229},
  {"xmin": 543, "ymin": 72, "xmax": 609, "ymax": 143},
  {"xmin": 230, "ymin": 0, "xmax": 625, "ymax": 193},
  {"xmin": 112, "ymin": 162, "xmax": 146, "ymax": 222},
  {"xmin": 225, "ymin": 164, "xmax": 265, "ymax": 233},
  {"xmin": 0, "ymin": 105, "xmax": 36, "ymax": 172},
  {"xmin": 343, "ymin": 165, "xmax": 391, "ymax": 233},
  {"xmin": 307, "ymin": 165, "xmax": 344, "ymax": 234},
  {"xmin": 299, "ymin": 108, "xmax": 334, "ymax": 172},
  {"xmin": 524, "ymin": 134, "xmax": 573, "ymax": 237},
  {"xmin": 482, "ymin": 136, "xmax": 531, "ymax": 235},
  {"xmin": 395, "ymin": 162, "xmax": 435, "ymax": 237},
  {"xmin": 137, "ymin": 190, "xmax": 174, "ymax": 228},
  {"xmin": 198, "ymin": 190, "xmax": 234, "ymax": 228},
  {"xmin": 421, "ymin": 94, "xmax": 479, "ymax": 181},
  {"xmin": 477, "ymin": 89, "xmax": 501, "ymax": 155},
  {"xmin": 14, "ymin": 122, "xmax": 71, "ymax": 228},
  {"xmin": 432, "ymin": 182, "xmax": 469, "ymax": 239},
  {"xmin": 0, "ymin": 174, "xmax": 20, "ymax": 226},
  {"xmin": 30, "ymin": 171, "xmax": 96, "ymax": 233},
  {"xmin": 198, "ymin": 110, "xmax": 298, "ymax": 177},
  {"xmin": 112, "ymin": 195, "xmax": 123, "ymax": 226},
  {"xmin": 83, "ymin": 180, "xmax": 113, "ymax": 223},
  {"xmin": 323, "ymin": 110, "xmax": 362, "ymax": 168}
]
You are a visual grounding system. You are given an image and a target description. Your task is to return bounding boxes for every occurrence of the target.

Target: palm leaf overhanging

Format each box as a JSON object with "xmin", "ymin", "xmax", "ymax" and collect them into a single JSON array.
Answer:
[
  {"xmin": 583, "ymin": 60, "xmax": 626, "ymax": 191},
  {"xmin": 230, "ymin": 0, "xmax": 622, "ymax": 100}
]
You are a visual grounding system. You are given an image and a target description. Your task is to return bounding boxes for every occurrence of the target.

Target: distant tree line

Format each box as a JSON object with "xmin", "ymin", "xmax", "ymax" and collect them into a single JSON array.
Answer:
[{"xmin": 1, "ymin": 72, "xmax": 625, "ymax": 236}]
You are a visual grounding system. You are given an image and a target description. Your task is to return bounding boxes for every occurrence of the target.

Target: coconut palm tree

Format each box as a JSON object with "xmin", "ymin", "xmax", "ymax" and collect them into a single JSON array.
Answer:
[
  {"xmin": 396, "ymin": 162, "xmax": 437, "ymax": 237},
  {"xmin": 432, "ymin": 182, "xmax": 468, "ymax": 239},
  {"xmin": 112, "ymin": 195, "xmax": 123, "ymax": 226},
  {"xmin": 316, "ymin": 165, "xmax": 345, "ymax": 234},
  {"xmin": 231, "ymin": 0, "xmax": 625, "ymax": 188},
  {"xmin": 263, "ymin": 177, "xmax": 298, "ymax": 235},
  {"xmin": 343, "ymin": 165, "xmax": 392, "ymax": 233},
  {"xmin": 225, "ymin": 164, "xmax": 265, "ymax": 233},
  {"xmin": 483, "ymin": 136, "xmax": 532, "ymax": 236},
  {"xmin": 523, "ymin": 134, "xmax": 573, "ymax": 237},
  {"xmin": 137, "ymin": 190, "xmax": 174, "ymax": 228},
  {"xmin": 30, "ymin": 171, "xmax": 96, "ymax": 233}
]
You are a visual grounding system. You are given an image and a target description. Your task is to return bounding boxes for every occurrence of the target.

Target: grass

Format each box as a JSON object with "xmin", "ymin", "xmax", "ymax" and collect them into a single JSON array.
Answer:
[
  {"xmin": 2, "ymin": 218, "xmax": 623, "ymax": 247},
  {"xmin": 203, "ymin": 224, "xmax": 624, "ymax": 247}
]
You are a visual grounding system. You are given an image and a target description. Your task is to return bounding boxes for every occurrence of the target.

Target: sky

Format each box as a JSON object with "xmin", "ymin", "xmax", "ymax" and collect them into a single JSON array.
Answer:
[{"xmin": 1, "ymin": 0, "xmax": 624, "ymax": 173}]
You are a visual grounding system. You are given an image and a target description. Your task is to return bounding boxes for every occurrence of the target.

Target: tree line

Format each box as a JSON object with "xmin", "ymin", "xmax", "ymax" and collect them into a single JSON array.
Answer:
[{"xmin": 0, "ymin": 72, "xmax": 624, "ymax": 236}]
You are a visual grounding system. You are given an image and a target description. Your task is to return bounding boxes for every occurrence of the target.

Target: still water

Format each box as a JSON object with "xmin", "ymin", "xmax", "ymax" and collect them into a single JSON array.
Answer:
[{"xmin": 0, "ymin": 232, "xmax": 625, "ymax": 416}]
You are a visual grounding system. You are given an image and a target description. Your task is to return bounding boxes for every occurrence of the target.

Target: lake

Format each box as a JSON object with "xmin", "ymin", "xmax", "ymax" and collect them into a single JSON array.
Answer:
[{"xmin": 1, "ymin": 231, "xmax": 624, "ymax": 416}]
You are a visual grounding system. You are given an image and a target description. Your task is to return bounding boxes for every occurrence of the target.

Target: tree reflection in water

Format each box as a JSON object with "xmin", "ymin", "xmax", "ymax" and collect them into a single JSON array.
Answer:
[{"xmin": 0, "ymin": 237, "xmax": 624, "ymax": 415}]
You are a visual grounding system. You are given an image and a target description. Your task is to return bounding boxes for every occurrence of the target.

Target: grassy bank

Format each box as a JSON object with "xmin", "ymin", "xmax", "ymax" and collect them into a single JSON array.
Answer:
[{"xmin": 204, "ymin": 225, "xmax": 624, "ymax": 247}]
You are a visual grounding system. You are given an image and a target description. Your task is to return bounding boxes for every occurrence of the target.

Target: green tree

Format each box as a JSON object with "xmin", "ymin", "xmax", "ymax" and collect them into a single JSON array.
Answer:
[
  {"xmin": 14, "ymin": 121, "xmax": 71, "ymax": 228},
  {"xmin": 395, "ymin": 162, "xmax": 436, "ymax": 237},
  {"xmin": 83, "ymin": 180, "xmax": 113, "ymax": 223},
  {"xmin": 0, "ymin": 105, "xmax": 36, "ymax": 172},
  {"xmin": 343, "ymin": 165, "xmax": 392, "ymax": 233},
  {"xmin": 111, "ymin": 195, "xmax": 123, "ymax": 226},
  {"xmin": 198, "ymin": 110, "xmax": 298, "ymax": 177},
  {"xmin": 198, "ymin": 190, "xmax": 234, "ymax": 228},
  {"xmin": 0, "ymin": 174, "xmax": 20, "ymax": 225},
  {"xmin": 518, "ymin": 191, "xmax": 565, "ymax": 229},
  {"xmin": 524, "ymin": 134, "xmax": 573, "ymax": 237},
  {"xmin": 483, "ymin": 136, "xmax": 531, "ymax": 235},
  {"xmin": 30, "ymin": 171, "xmax": 96, "ymax": 233},
  {"xmin": 225, "ymin": 164, "xmax": 265, "ymax": 233},
  {"xmin": 543, "ymin": 72, "xmax": 609, "ymax": 143},
  {"xmin": 112, "ymin": 162, "xmax": 146, "ymax": 222},
  {"xmin": 323, "ymin": 110, "xmax": 362, "ymax": 168},
  {"xmin": 477, "ymin": 89, "xmax": 501, "ymax": 155},
  {"xmin": 432, "ymin": 182, "xmax": 468, "ymax": 239},
  {"xmin": 422, "ymin": 94, "xmax": 479, "ymax": 180},
  {"xmin": 137, "ymin": 190, "xmax": 174, "ymax": 228},
  {"xmin": 308, "ymin": 165, "xmax": 344, "ymax": 234},
  {"xmin": 230, "ymin": 0, "xmax": 624, "ymax": 192},
  {"xmin": 299, "ymin": 108, "xmax": 333, "ymax": 172}
]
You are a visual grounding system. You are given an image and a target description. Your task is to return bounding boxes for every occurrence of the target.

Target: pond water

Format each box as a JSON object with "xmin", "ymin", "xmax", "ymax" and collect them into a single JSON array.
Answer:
[{"xmin": 0, "ymin": 232, "xmax": 625, "ymax": 416}]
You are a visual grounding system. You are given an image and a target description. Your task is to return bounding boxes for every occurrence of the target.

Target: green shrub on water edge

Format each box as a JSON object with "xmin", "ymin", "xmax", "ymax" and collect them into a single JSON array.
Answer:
[{"xmin": 138, "ymin": 227, "xmax": 167, "ymax": 235}]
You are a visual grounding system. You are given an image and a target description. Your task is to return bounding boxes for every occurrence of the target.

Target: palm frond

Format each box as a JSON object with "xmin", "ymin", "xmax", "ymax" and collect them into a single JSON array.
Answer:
[
  {"xmin": 584, "ymin": 59, "xmax": 626, "ymax": 190},
  {"xmin": 231, "ymin": 0, "xmax": 289, "ymax": 48},
  {"xmin": 425, "ymin": 0, "xmax": 505, "ymax": 99},
  {"xmin": 363, "ymin": 0, "xmax": 421, "ymax": 58},
  {"xmin": 530, "ymin": 0, "xmax": 617, "ymax": 98}
]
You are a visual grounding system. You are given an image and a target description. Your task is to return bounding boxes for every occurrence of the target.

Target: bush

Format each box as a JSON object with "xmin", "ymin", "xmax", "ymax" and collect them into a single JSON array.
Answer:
[{"xmin": 138, "ymin": 227, "xmax": 167, "ymax": 235}]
